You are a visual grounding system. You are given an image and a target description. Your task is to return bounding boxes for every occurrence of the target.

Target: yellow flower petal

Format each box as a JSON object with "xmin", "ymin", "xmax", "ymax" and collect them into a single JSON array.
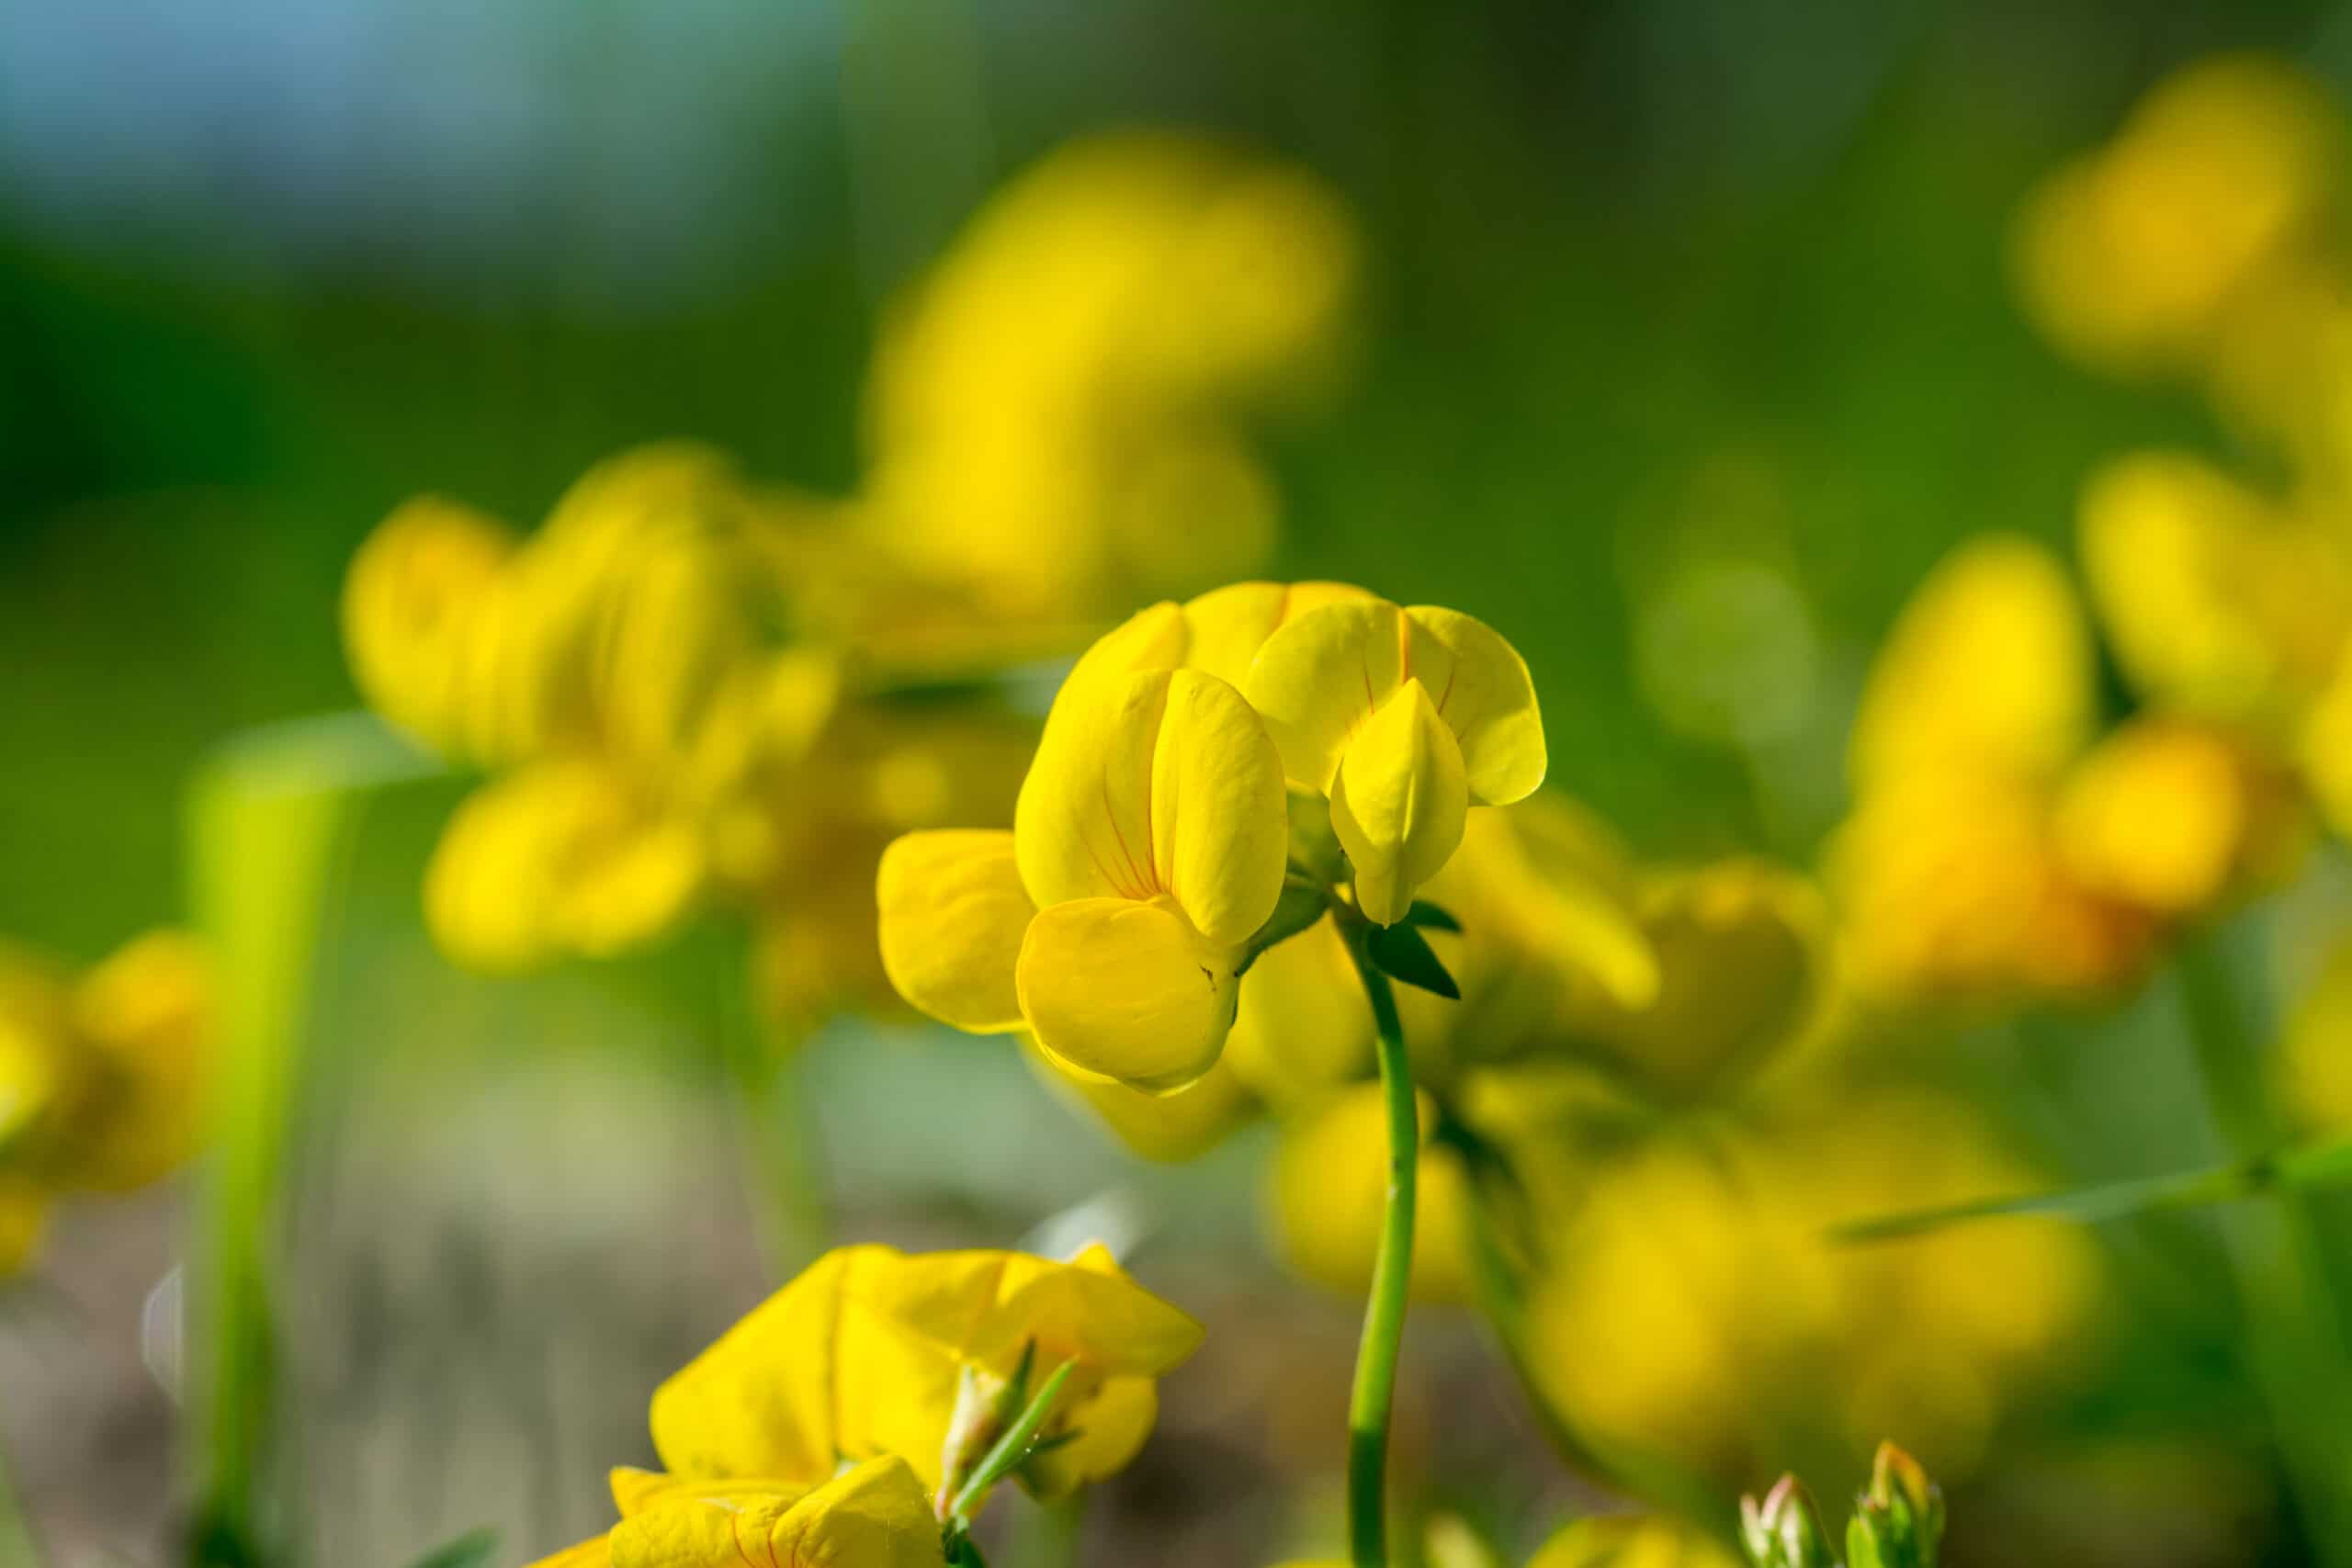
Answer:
[
  {"xmin": 61, "ymin": 929, "xmax": 210, "ymax": 1191},
  {"xmin": 1242, "ymin": 599, "xmax": 1408, "ymax": 790},
  {"xmin": 424, "ymin": 761, "xmax": 707, "ymax": 972},
  {"xmin": 980, "ymin": 1243, "xmax": 1204, "ymax": 1376},
  {"xmin": 1581, "ymin": 861, "xmax": 1828, "ymax": 1100},
  {"xmin": 341, "ymin": 496, "xmax": 518, "ymax": 758},
  {"xmin": 1329, "ymin": 680, "xmax": 1468, "ymax": 926},
  {"xmin": 1526, "ymin": 1517, "xmax": 1737, "ymax": 1568},
  {"xmin": 1849, "ymin": 536, "xmax": 2092, "ymax": 791},
  {"xmin": 610, "ymin": 1470, "xmax": 813, "ymax": 1519},
  {"xmin": 1178, "ymin": 580, "xmax": 1374, "ymax": 688},
  {"xmin": 1016, "ymin": 897, "xmax": 1240, "ymax": 1089},
  {"xmin": 611, "ymin": 1458, "xmax": 937, "ymax": 1568},
  {"xmin": 1269, "ymin": 1084, "xmax": 1475, "ymax": 1303},
  {"xmin": 876, "ymin": 831, "xmax": 1033, "ymax": 1033},
  {"xmin": 1023, "ymin": 1374, "xmax": 1158, "ymax": 1496},
  {"xmin": 649, "ymin": 1245, "xmax": 899, "ymax": 1486},
  {"xmin": 1017, "ymin": 669, "xmax": 1287, "ymax": 947},
  {"xmin": 1398, "ymin": 606, "xmax": 1545, "ymax": 805},
  {"xmin": 2078, "ymin": 451, "xmax": 2350, "ymax": 722}
]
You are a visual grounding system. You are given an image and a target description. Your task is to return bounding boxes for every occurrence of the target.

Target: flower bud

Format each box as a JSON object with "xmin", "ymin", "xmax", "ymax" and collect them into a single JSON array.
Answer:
[
  {"xmin": 1741, "ymin": 1475, "xmax": 1837, "ymax": 1568},
  {"xmin": 1847, "ymin": 1443, "xmax": 1944, "ymax": 1568}
]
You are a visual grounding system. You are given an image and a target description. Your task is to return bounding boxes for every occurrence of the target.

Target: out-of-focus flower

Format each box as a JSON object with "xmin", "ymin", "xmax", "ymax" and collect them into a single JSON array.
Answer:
[
  {"xmin": 862, "ymin": 132, "xmax": 1358, "ymax": 620},
  {"xmin": 0, "ymin": 930, "xmax": 210, "ymax": 1276},
  {"xmin": 526, "ymin": 1241, "xmax": 1199, "ymax": 1568},
  {"xmin": 2078, "ymin": 451, "xmax": 2352, "ymax": 731},
  {"xmin": 2012, "ymin": 54, "xmax": 2344, "ymax": 381},
  {"xmin": 1518, "ymin": 1085, "xmax": 2098, "ymax": 1486},
  {"xmin": 1269, "ymin": 1082, "xmax": 1476, "ymax": 1303},
  {"xmin": 1527, "ymin": 1516, "xmax": 1738, "ymax": 1568},
  {"xmin": 1830, "ymin": 535, "xmax": 2291, "ymax": 1007},
  {"xmin": 343, "ymin": 445, "xmax": 1037, "ymax": 1026}
]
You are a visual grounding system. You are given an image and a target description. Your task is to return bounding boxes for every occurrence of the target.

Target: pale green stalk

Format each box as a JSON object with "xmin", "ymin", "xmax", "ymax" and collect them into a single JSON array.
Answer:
[
  {"xmin": 1342, "ymin": 931, "xmax": 1417, "ymax": 1568},
  {"xmin": 187, "ymin": 714, "xmax": 437, "ymax": 1568}
]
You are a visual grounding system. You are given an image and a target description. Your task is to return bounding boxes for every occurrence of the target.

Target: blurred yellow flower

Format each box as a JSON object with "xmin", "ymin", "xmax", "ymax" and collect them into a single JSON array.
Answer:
[
  {"xmin": 863, "ymin": 132, "xmax": 1358, "ymax": 619},
  {"xmin": 1521, "ymin": 1086, "xmax": 2099, "ymax": 1486},
  {"xmin": 2012, "ymin": 53, "xmax": 2343, "ymax": 380},
  {"xmin": 1831, "ymin": 534, "xmax": 2289, "ymax": 1006},
  {"xmin": 1269, "ymin": 1082, "xmax": 1477, "ymax": 1303},
  {"xmin": 0, "ymin": 930, "xmax": 210, "ymax": 1276},
  {"xmin": 1524, "ymin": 1517, "xmax": 1737, "ymax": 1568},
  {"xmin": 2077, "ymin": 451, "xmax": 2352, "ymax": 728}
]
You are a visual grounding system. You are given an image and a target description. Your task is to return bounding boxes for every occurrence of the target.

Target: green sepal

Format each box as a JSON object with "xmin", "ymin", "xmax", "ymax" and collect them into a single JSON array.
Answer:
[
  {"xmin": 1368, "ymin": 919, "xmax": 1461, "ymax": 999},
  {"xmin": 1238, "ymin": 876, "xmax": 1330, "ymax": 975},
  {"xmin": 1402, "ymin": 899, "xmax": 1462, "ymax": 932}
]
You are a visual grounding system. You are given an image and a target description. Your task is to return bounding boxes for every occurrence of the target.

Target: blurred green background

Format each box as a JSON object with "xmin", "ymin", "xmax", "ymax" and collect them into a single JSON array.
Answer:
[{"xmin": 8, "ymin": 3, "xmax": 2352, "ymax": 1566}]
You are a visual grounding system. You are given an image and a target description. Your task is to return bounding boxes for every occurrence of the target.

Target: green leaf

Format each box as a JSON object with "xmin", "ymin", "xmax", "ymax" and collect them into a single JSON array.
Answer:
[
  {"xmin": 1238, "ymin": 877, "xmax": 1329, "ymax": 975},
  {"xmin": 402, "ymin": 1528, "xmax": 500, "ymax": 1568},
  {"xmin": 1403, "ymin": 900, "xmax": 1462, "ymax": 932},
  {"xmin": 1368, "ymin": 920, "xmax": 1461, "ymax": 999}
]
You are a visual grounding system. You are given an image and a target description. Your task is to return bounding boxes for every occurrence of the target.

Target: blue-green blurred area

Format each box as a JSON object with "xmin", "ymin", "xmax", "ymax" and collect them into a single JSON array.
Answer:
[{"xmin": 8, "ymin": 4, "xmax": 2352, "ymax": 1567}]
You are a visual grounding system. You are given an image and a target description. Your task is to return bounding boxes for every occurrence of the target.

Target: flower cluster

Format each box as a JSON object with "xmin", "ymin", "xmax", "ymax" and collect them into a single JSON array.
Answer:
[
  {"xmin": 342, "ymin": 133, "xmax": 1356, "ymax": 1025},
  {"xmin": 529, "ymin": 1243, "xmax": 1200, "ymax": 1568},
  {"xmin": 0, "ymin": 930, "xmax": 209, "ymax": 1274},
  {"xmin": 1828, "ymin": 533, "xmax": 2301, "ymax": 1007}
]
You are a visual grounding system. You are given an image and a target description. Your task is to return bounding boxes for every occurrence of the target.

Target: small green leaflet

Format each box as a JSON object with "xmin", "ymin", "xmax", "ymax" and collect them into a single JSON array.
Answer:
[{"xmin": 1369, "ymin": 920, "xmax": 1461, "ymax": 999}]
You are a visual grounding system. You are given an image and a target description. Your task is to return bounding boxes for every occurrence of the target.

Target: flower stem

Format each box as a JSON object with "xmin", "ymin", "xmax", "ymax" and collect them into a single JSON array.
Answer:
[
  {"xmin": 1343, "ymin": 931, "xmax": 1416, "ymax": 1568},
  {"xmin": 2175, "ymin": 924, "xmax": 2352, "ymax": 1567}
]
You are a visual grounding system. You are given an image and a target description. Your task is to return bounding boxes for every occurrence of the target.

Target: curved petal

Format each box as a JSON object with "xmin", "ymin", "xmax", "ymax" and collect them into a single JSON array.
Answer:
[
  {"xmin": 1403, "ymin": 606, "xmax": 1545, "ymax": 805},
  {"xmin": 1179, "ymin": 581, "xmax": 1374, "ymax": 688},
  {"xmin": 341, "ymin": 497, "xmax": 518, "ymax": 758},
  {"xmin": 424, "ymin": 762, "xmax": 706, "ymax": 973},
  {"xmin": 609, "ymin": 1470, "xmax": 812, "ymax": 1519},
  {"xmin": 1016, "ymin": 897, "xmax": 1239, "ymax": 1090},
  {"xmin": 980, "ymin": 1243, "xmax": 1204, "ymax": 1376},
  {"xmin": 1243, "ymin": 599, "xmax": 1409, "ymax": 790},
  {"xmin": 1849, "ymin": 536, "xmax": 2091, "ymax": 790},
  {"xmin": 611, "ymin": 1458, "xmax": 936, "ymax": 1568},
  {"xmin": 876, "ymin": 831, "xmax": 1033, "ymax": 1032},
  {"xmin": 1016, "ymin": 670, "xmax": 1286, "ymax": 945},
  {"xmin": 1329, "ymin": 682, "xmax": 1468, "ymax": 926},
  {"xmin": 649, "ymin": 1246, "xmax": 899, "ymax": 1486},
  {"xmin": 1024, "ymin": 1376, "xmax": 1158, "ymax": 1497},
  {"xmin": 1148, "ymin": 671, "xmax": 1289, "ymax": 944}
]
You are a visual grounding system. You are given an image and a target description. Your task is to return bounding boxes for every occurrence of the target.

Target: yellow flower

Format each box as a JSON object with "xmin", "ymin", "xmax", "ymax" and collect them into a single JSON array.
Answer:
[
  {"xmin": 650, "ymin": 1242, "xmax": 1200, "ymax": 1502},
  {"xmin": 881, "ymin": 598, "xmax": 1295, "ymax": 1089},
  {"xmin": 1831, "ymin": 534, "xmax": 2286, "ymax": 1006},
  {"xmin": 1521, "ymin": 1087, "xmax": 2098, "ymax": 1484},
  {"xmin": 1267, "ymin": 1082, "xmax": 1476, "ymax": 1303},
  {"xmin": 526, "ymin": 1457, "xmax": 940, "ymax": 1568},
  {"xmin": 1524, "ymin": 1517, "xmax": 1737, "ymax": 1568},
  {"xmin": 0, "ymin": 931, "xmax": 210, "ymax": 1276},
  {"xmin": 2012, "ymin": 53, "xmax": 2342, "ymax": 378},
  {"xmin": 2077, "ymin": 451, "xmax": 2350, "ymax": 728},
  {"xmin": 862, "ymin": 133, "xmax": 1357, "ymax": 617},
  {"xmin": 1240, "ymin": 597, "xmax": 1547, "ymax": 924}
]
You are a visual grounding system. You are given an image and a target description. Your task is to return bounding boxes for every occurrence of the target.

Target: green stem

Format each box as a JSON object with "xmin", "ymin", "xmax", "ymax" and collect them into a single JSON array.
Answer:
[
  {"xmin": 2175, "ymin": 926, "xmax": 2352, "ymax": 1568},
  {"xmin": 1343, "ymin": 930, "xmax": 1417, "ymax": 1568}
]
